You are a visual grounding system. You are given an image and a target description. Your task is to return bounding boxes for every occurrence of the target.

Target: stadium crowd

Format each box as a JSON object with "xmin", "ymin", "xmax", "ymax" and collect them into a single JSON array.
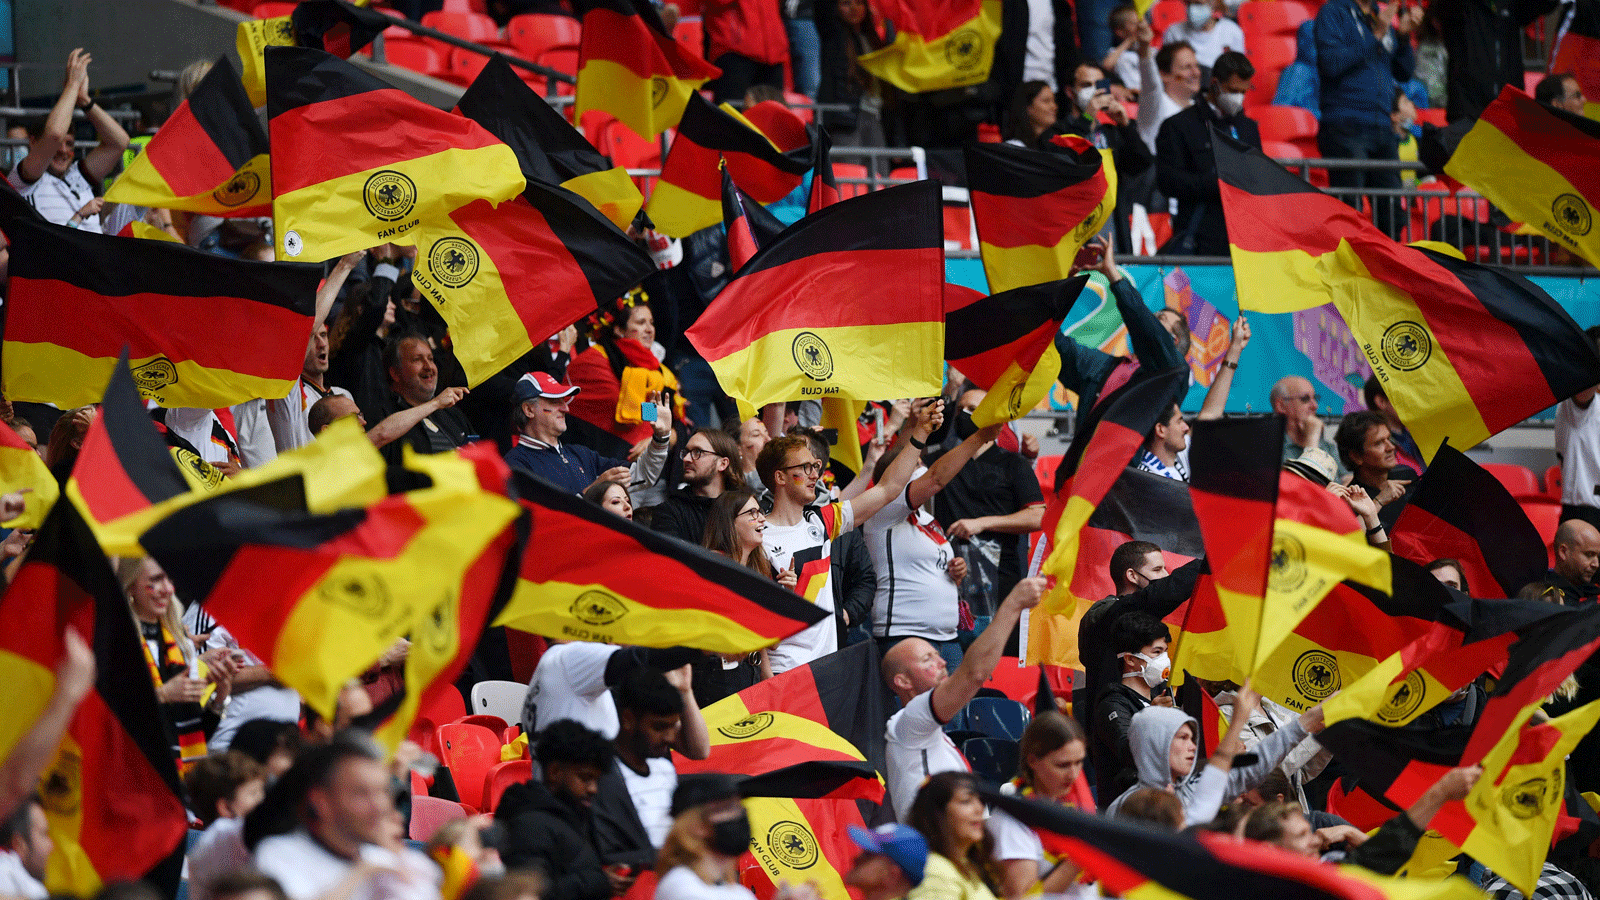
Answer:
[{"xmin": 2, "ymin": 5, "xmax": 1600, "ymax": 900}]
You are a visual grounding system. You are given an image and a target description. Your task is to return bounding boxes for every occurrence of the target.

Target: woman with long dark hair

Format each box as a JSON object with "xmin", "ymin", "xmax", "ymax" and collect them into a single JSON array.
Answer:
[
  {"xmin": 693, "ymin": 490, "xmax": 786, "ymax": 705},
  {"xmin": 906, "ymin": 772, "xmax": 1001, "ymax": 900},
  {"xmin": 817, "ymin": 0, "xmax": 894, "ymax": 158},
  {"xmin": 1002, "ymin": 80, "xmax": 1059, "ymax": 147}
]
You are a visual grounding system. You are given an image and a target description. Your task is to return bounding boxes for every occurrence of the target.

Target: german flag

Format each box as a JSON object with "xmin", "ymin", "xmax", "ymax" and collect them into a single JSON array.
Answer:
[
  {"xmin": 238, "ymin": 0, "xmax": 390, "ymax": 107},
  {"xmin": 0, "ymin": 199, "xmax": 322, "ymax": 410},
  {"xmin": 267, "ymin": 46, "xmax": 525, "ymax": 263},
  {"xmin": 808, "ymin": 123, "xmax": 839, "ymax": 213},
  {"xmin": 104, "ymin": 57, "xmax": 271, "ymax": 216},
  {"xmin": 1216, "ymin": 135, "xmax": 1600, "ymax": 461},
  {"xmin": 981, "ymin": 788, "xmax": 1485, "ymax": 900},
  {"xmin": 722, "ymin": 163, "xmax": 787, "ymax": 272},
  {"xmin": 1390, "ymin": 442, "xmax": 1548, "ymax": 598},
  {"xmin": 645, "ymin": 95, "xmax": 811, "ymax": 238},
  {"xmin": 494, "ymin": 469, "xmax": 829, "ymax": 652},
  {"xmin": 1040, "ymin": 368, "xmax": 1188, "ymax": 616},
  {"xmin": 0, "ymin": 418, "xmax": 57, "ymax": 528},
  {"xmin": 678, "ymin": 642, "xmax": 890, "ymax": 897},
  {"xmin": 1443, "ymin": 86, "xmax": 1600, "ymax": 268},
  {"xmin": 685, "ymin": 181, "xmax": 945, "ymax": 409},
  {"xmin": 1177, "ymin": 680, "xmax": 1229, "ymax": 758},
  {"xmin": 139, "ymin": 449, "xmax": 522, "ymax": 719},
  {"xmin": 945, "ymin": 275, "xmax": 1089, "ymax": 427},
  {"xmin": 572, "ymin": 0, "xmax": 721, "ymax": 140},
  {"xmin": 412, "ymin": 178, "xmax": 654, "ymax": 388},
  {"xmin": 1551, "ymin": 3, "xmax": 1600, "ymax": 119},
  {"xmin": 0, "ymin": 501, "xmax": 188, "ymax": 896},
  {"xmin": 967, "ymin": 136, "xmax": 1115, "ymax": 295},
  {"xmin": 456, "ymin": 54, "xmax": 643, "ymax": 230},
  {"xmin": 857, "ymin": 0, "xmax": 1003, "ymax": 93}
]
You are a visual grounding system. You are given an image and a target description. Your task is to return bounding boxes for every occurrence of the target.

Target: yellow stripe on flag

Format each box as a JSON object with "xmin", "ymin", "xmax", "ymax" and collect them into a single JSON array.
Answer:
[
  {"xmin": 1322, "ymin": 651, "xmax": 1455, "ymax": 728},
  {"xmin": 106, "ymin": 153, "xmax": 273, "ymax": 217},
  {"xmin": 1040, "ymin": 494, "xmax": 1097, "ymax": 617},
  {"xmin": 1254, "ymin": 518, "xmax": 1389, "ymax": 672},
  {"xmin": 561, "ymin": 167, "xmax": 644, "ymax": 230},
  {"xmin": 707, "ymin": 322, "xmax": 945, "ymax": 410},
  {"xmin": 5, "ymin": 342, "xmax": 298, "ymax": 411},
  {"xmin": 0, "ymin": 444, "xmax": 59, "ymax": 529},
  {"xmin": 127, "ymin": 221, "xmax": 182, "ymax": 243},
  {"xmin": 857, "ymin": 0, "xmax": 1003, "ymax": 94},
  {"xmin": 819, "ymin": 398, "xmax": 866, "ymax": 474},
  {"xmin": 743, "ymin": 797, "xmax": 853, "ymax": 898},
  {"xmin": 238, "ymin": 16, "xmax": 295, "ymax": 108},
  {"xmin": 495, "ymin": 578, "xmax": 791, "ymax": 653},
  {"xmin": 1446, "ymin": 116, "xmax": 1600, "ymax": 268},
  {"xmin": 411, "ymin": 226, "xmax": 532, "ymax": 389},
  {"xmin": 971, "ymin": 342, "xmax": 1062, "ymax": 427},
  {"xmin": 1230, "ymin": 246, "xmax": 1334, "ymax": 313},
  {"xmin": 0, "ymin": 649, "xmax": 54, "ymax": 760},
  {"xmin": 41, "ymin": 734, "xmax": 102, "ymax": 896},
  {"xmin": 979, "ymin": 149, "xmax": 1117, "ymax": 295},
  {"xmin": 574, "ymin": 58, "xmax": 707, "ymax": 142},
  {"xmin": 642, "ymin": 175, "xmax": 723, "ymax": 239}
]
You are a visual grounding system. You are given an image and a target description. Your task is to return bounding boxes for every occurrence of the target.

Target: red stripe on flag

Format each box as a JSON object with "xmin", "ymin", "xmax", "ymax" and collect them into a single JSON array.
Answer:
[
  {"xmin": 1066, "ymin": 422, "xmax": 1144, "ymax": 509},
  {"xmin": 1478, "ymin": 90, "xmax": 1600, "ymax": 202},
  {"xmin": 971, "ymin": 174, "xmax": 1110, "ymax": 249},
  {"xmin": 145, "ymin": 107, "xmax": 239, "ymax": 199},
  {"xmin": 1390, "ymin": 505, "xmax": 1503, "ymax": 600},
  {"xmin": 71, "ymin": 420, "xmax": 160, "ymax": 524}
]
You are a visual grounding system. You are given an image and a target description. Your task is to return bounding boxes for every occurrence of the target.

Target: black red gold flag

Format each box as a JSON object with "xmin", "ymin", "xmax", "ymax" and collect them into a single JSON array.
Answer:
[
  {"xmin": 0, "ymin": 417, "xmax": 57, "ymax": 528},
  {"xmin": 1551, "ymin": 0, "xmax": 1600, "ymax": 118},
  {"xmin": 966, "ymin": 137, "xmax": 1115, "ymax": 294},
  {"xmin": 456, "ymin": 54, "xmax": 643, "ymax": 230},
  {"xmin": 238, "ymin": 0, "xmax": 391, "ymax": 107},
  {"xmin": 646, "ymin": 95, "xmax": 811, "ymax": 238},
  {"xmin": 266, "ymin": 46, "xmax": 524, "ymax": 262},
  {"xmin": 0, "ymin": 199, "xmax": 321, "ymax": 409},
  {"xmin": 808, "ymin": 123, "xmax": 839, "ymax": 213},
  {"xmin": 857, "ymin": 0, "xmax": 1002, "ymax": 93},
  {"xmin": 1390, "ymin": 442, "xmax": 1547, "ymax": 598},
  {"xmin": 944, "ymin": 275, "xmax": 1088, "ymax": 426},
  {"xmin": 494, "ymin": 469, "xmax": 829, "ymax": 652},
  {"xmin": 0, "ymin": 500, "xmax": 187, "ymax": 896},
  {"xmin": 1444, "ymin": 86, "xmax": 1600, "ymax": 270},
  {"xmin": 1176, "ymin": 680, "xmax": 1228, "ymax": 758},
  {"xmin": 686, "ymin": 181, "xmax": 945, "ymax": 409},
  {"xmin": 412, "ymin": 177, "xmax": 654, "ymax": 387},
  {"xmin": 1216, "ymin": 135, "xmax": 1600, "ymax": 462},
  {"xmin": 104, "ymin": 56, "xmax": 271, "ymax": 216},
  {"xmin": 572, "ymin": 0, "xmax": 721, "ymax": 140},
  {"xmin": 1039, "ymin": 368, "xmax": 1188, "ymax": 616},
  {"xmin": 679, "ymin": 642, "xmax": 891, "ymax": 897},
  {"xmin": 721, "ymin": 163, "xmax": 787, "ymax": 272},
  {"xmin": 982, "ymin": 788, "xmax": 1484, "ymax": 900},
  {"xmin": 140, "ymin": 449, "xmax": 522, "ymax": 720}
]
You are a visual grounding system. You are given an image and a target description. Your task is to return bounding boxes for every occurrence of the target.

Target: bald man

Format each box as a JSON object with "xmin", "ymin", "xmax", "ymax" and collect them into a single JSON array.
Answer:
[
  {"xmin": 307, "ymin": 395, "xmax": 365, "ymax": 437},
  {"xmin": 1270, "ymin": 376, "xmax": 1346, "ymax": 480},
  {"xmin": 881, "ymin": 576, "xmax": 1045, "ymax": 821},
  {"xmin": 1537, "ymin": 520, "xmax": 1600, "ymax": 605}
]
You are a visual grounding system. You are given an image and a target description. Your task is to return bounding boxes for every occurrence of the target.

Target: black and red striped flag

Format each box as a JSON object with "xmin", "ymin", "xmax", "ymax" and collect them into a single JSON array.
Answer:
[
  {"xmin": 0, "ymin": 500, "xmax": 188, "ymax": 896},
  {"xmin": 944, "ymin": 275, "xmax": 1088, "ymax": 426},
  {"xmin": 966, "ymin": 137, "xmax": 1115, "ymax": 294},
  {"xmin": 808, "ymin": 123, "xmax": 839, "ymax": 213},
  {"xmin": 647, "ymin": 94, "xmax": 811, "ymax": 237},
  {"xmin": 721, "ymin": 162, "xmax": 786, "ymax": 272},
  {"xmin": 1390, "ymin": 442, "xmax": 1547, "ymax": 598}
]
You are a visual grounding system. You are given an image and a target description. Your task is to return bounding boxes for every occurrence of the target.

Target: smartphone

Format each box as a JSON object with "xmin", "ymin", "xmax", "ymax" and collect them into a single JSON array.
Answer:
[
  {"xmin": 1094, "ymin": 78, "xmax": 1111, "ymax": 93},
  {"xmin": 640, "ymin": 401, "xmax": 658, "ymax": 423},
  {"xmin": 1074, "ymin": 242, "xmax": 1104, "ymax": 269},
  {"xmin": 818, "ymin": 427, "xmax": 840, "ymax": 446}
]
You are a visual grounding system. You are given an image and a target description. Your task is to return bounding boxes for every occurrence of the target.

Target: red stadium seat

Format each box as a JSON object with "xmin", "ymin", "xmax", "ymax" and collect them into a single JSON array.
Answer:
[
  {"xmin": 832, "ymin": 162, "xmax": 870, "ymax": 197},
  {"xmin": 580, "ymin": 109, "xmax": 616, "ymax": 147},
  {"xmin": 444, "ymin": 46, "xmax": 493, "ymax": 85},
  {"xmin": 602, "ymin": 120, "xmax": 663, "ymax": 169},
  {"xmin": 942, "ymin": 204, "xmax": 975, "ymax": 249},
  {"xmin": 382, "ymin": 37, "xmax": 449, "ymax": 78},
  {"xmin": 507, "ymin": 13, "xmax": 583, "ymax": 59},
  {"xmin": 784, "ymin": 91, "xmax": 817, "ymax": 123},
  {"xmin": 1034, "ymin": 454, "xmax": 1063, "ymax": 497},
  {"xmin": 1482, "ymin": 462, "xmax": 1540, "ymax": 498},
  {"xmin": 456, "ymin": 713, "xmax": 510, "ymax": 733},
  {"xmin": 889, "ymin": 166, "xmax": 920, "ymax": 182},
  {"xmin": 675, "ymin": 18, "xmax": 706, "ymax": 59},
  {"xmin": 1150, "ymin": 0, "xmax": 1185, "ymax": 45},
  {"xmin": 437, "ymin": 722, "xmax": 504, "ymax": 809},
  {"xmin": 1251, "ymin": 33, "xmax": 1299, "ymax": 71},
  {"xmin": 1521, "ymin": 498, "xmax": 1561, "ymax": 564},
  {"xmin": 1546, "ymin": 465, "xmax": 1563, "ymax": 499},
  {"xmin": 482, "ymin": 760, "xmax": 533, "ymax": 812},
  {"xmin": 417, "ymin": 686, "xmax": 467, "ymax": 734},
  {"xmin": 1250, "ymin": 104, "xmax": 1318, "ymax": 156},
  {"xmin": 254, "ymin": 2, "xmax": 299, "ymax": 18},
  {"xmin": 410, "ymin": 796, "xmax": 469, "ymax": 841},
  {"xmin": 441, "ymin": 0, "xmax": 490, "ymax": 12},
  {"xmin": 420, "ymin": 10, "xmax": 502, "ymax": 42},
  {"xmin": 1238, "ymin": 0, "xmax": 1312, "ymax": 41},
  {"xmin": 537, "ymin": 45, "xmax": 581, "ymax": 82}
]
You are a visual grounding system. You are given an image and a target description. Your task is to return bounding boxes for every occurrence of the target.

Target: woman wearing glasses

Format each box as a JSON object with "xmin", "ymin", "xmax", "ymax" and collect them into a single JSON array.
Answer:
[{"xmin": 691, "ymin": 490, "xmax": 791, "ymax": 704}]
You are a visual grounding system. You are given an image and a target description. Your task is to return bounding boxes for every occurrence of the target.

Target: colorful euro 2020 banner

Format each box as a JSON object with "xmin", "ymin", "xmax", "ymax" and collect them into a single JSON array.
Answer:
[{"xmin": 945, "ymin": 259, "xmax": 1600, "ymax": 422}]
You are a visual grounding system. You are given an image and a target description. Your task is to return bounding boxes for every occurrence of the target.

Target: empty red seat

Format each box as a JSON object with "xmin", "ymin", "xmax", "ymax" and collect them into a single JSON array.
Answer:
[
  {"xmin": 482, "ymin": 760, "xmax": 533, "ymax": 812},
  {"xmin": 1482, "ymin": 462, "xmax": 1541, "ymax": 498},
  {"xmin": 783, "ymin": 91, "xmax": 816, "ymax": 123},
  {"xmin": 508, "ymin": 13, "xmax": 583, "ymax": 58},
  {"xmin": 832, "ymin": 162, "xmax": 870, "ymax": 197},
  {"xmin": 437, "ymin": 722, "xmax": 504, "ymax": 810},
  {"xmin": 603, "ymin": 120, "xmax": 663, "ymax": 169},
  {"xmin": 537, "ymin": 45, "xmax": 581, "ymax": 83},
  {"xmin": 1520, "ymin": 498, "xmax": 1561, "ymax": 564},
  {"xmin": 1251, "ymin": 104, "xmax": 1318, "ymax": 155},
  {"xmin": 440, "ymin": 0, "xmax": 490, "ymax": 12},
  {"xmin": 1546, "ymin": 464, "xmax": 1563, "ymax": 499},
  {"xmin": 1238, "ymin": 0, "xmax": 1312, "ymax": 40},
  {"xmin": 1150, "ymin": 0, "xmax": 1185, "ymax": 44},
  {"xmin": 889, "ymin": 166, "xmax": 920, "ymax": 182},
  {"xmin": 444, "ymin": 46, "xmax": 493, "ymax": 85},
  {"xmin": 1262, "ymin": 139, "xmax": 1305, "ymax": 160},
  {"xmin": 383, "ymin": 37, "xmax": 449, "ymax": 78},
  {"xmin": 410, "ymin": 795, "xmax": 469, "ymax": 842},
  {"xmin": 1415, "ymin": 107, "xmax": 1447, "ymax": 127},
  {"xmin": 675, "ymin": 18, "xmax": 706, "ymax": 59},
  {"xmin": 254, "ymin": 1, "xmax": 299, "ymax": 18},
  {"xmin": 942, "ymin": 204, "xmax": 975, "ymax": 249},
  {"xmin": 1034, "ymin": 454, "xmax": 1063, "ymax": 497},
  {"xmin": 456, "ymin": 713, "xmax": 510, "ymax": 733},
  {"xmin": 421, "ymin": 10, "xmax": 501, "ymax": 42}
]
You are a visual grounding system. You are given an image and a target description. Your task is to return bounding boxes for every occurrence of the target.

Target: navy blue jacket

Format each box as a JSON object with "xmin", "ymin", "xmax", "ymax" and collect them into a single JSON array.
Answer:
[
  {"xmin": 505, "ymin": 440, "xmax": 628, "ymax": 495},
  {"xmin": 1314, "ymin": 0, "xmax": 1415, "ymax": 128}
]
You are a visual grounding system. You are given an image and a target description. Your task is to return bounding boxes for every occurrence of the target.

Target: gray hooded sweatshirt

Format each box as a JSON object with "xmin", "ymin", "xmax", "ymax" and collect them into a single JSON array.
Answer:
[{"xmin": 1102, "ymin": 705, "xmax": 1309, "ymax": 826}]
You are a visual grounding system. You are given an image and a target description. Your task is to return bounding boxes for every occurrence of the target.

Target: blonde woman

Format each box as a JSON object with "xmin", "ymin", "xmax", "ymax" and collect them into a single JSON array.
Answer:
[{"xmin": 119, "ymin": 556, "xmax": 235, "ymax": 770}]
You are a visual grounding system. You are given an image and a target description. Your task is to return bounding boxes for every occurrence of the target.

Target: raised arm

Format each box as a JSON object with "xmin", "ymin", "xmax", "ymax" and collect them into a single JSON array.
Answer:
[
  {"xmin": 929, "ymin": 577, "xmax": 1046, "ymax": 722},
  {"xmin": 18, "ymin": 50, "xmax": 89, "ymax": 185},
  {"xmin": 1196, "ymin": 316, "xmax": 1249, "ymax": 421},
  {"xmin": 906, "ymin": 422, "xmax": 1003, "ymax": 508},
  {"xmin": 78, "ymin": 61, "xmax": 131, "ymax": 184},
  {"xmin": 366, "ymin": 386, "xmax": 468, "ymax": 449},
  {"xmin": 847, "ymin": 398, "xmax": 943, "ymax": 523},
  {"xmin": 664, "ymin": 663, "xmax": 710, "ymax": 760}
]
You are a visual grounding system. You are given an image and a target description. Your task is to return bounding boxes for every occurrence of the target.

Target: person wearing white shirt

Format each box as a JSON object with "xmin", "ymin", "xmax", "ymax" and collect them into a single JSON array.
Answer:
[
  {"xmin": 9, "ymin": 49, "xmax": 129, "ymax": 232},
  {"xmin": 1160, "ymin": 0, "xmax": 1247, "ymax": 67},
  {"xmin": 267, "ymin": 254, "xmax": 366, "ymax": 454},
  {"xmin": 185, "ymin": 752, "xmax": 267, "ymax": 900},
  {"xmin": 880, "ymin": 577, "xmax": 1046, "ymax": 821},
  {"xmin": 0, "ymin": 799, "xmax": 50, "ymax": 900},
  {"xmin": 1136, "ymin": 38, "xmax": 1202, "ymax": 153}
]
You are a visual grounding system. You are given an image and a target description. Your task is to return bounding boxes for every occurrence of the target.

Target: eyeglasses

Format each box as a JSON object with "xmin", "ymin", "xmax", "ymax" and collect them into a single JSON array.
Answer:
[
  {"xmin": 1292, "ymin": 394, "xmax": 1320, "ymax": 404},
  {"xmin": 737, "ymin": 507, "xmax": 766, "ymax": 521},
  {"xmin": 682, "ymin": 447, "xmax": 721, "ymax": 461},
  {"xmin": 782, "ymin": 462, "xmax": 824, "ymax": 477}
]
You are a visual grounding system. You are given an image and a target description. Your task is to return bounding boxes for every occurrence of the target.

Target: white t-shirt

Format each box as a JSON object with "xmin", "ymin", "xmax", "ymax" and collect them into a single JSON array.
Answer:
[
  {"xmin": 163, "ymin": 407, "xmax": 238, "ymax": 466},
  {"xmin": 255, "ymin": 830, "xmax": 442, "ymax": 900},
  {"xmin": 619, "ymin": 757, "xmax": 678, "ymax": 849},
  {"xmin": 762, "ymin": 501, "xmax": 854, "ymax": 673},
  {"xmin": 188, "ymin": 817, "xmax": 252, "ymax": 900},
  {"xmin": 1160, "ymin": 17, "xmax": 1247, "ymax": 67},
  {"xmin": 1024, "ymin": 0, "xmax": 1056, "ymax": 86},
  {"xmin": 653, "ymin": 865, "xmax": 757, "ymax": 900},
  {"xmin": 203, "ymin": 625, "xmax": 301, "ymax": 752},
  {"xmin": 1136, "ymin": 50, "xmax": 1190, "ymax": 154},
  {"xmin": 232, "ymin": 398, "xmax": 278, "ymax": 468},
  {"xmin": 524, "ymin": 641, "xmax": 619, "ymax": 739},
  {"xmin": 885, "ymin": 691, "xmax": 971, "ymax": 822},
  {"xmin": 1116, "ymin": 49, "xmax": 1142, "ymax": 93},
  {"xmin": 9, "ymin": 160, "xmax": 103, "ymax": 232},
  {"xmin": 267, "ymin": 377, "xmax": 354, "ymax": 453},
  {"xmin": 863, "ymin": 476, "xmax": 959, "ymax": 641},
  {"xmin": 987, "ymin": 805, "xmax": 1044, "ymax": 864},
  {"xmin": 1557, "ymin": 396, "xmax": 1600, "ymax": 508},
  {"xmin": 0, "ymin": 850, "xmax": 47, "ymax": 900}
]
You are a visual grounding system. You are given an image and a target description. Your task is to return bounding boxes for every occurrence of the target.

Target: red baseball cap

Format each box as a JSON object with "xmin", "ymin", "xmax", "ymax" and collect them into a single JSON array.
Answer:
[{"xmin": 514, "ymin": 371, "xmax": 580, "ymax": 402}]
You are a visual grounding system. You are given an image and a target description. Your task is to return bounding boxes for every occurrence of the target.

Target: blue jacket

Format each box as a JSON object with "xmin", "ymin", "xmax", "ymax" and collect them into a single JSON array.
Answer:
[
  {"xmin": 1314, "ymin": 0, "xmax": 1415, "ymax": 128},
  {"xmin": 1273, "ymin": 21, "xmax": 1321, "ymax": 116},
  {"xmin": 504, "ymin": 440, "xmax": 627, "ymax": 495}
]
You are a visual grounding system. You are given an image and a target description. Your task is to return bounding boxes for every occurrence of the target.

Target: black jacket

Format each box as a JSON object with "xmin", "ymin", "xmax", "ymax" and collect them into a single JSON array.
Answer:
[
  {"xmin": 651, "ymin": 489, "xmax": 717, "ymax": 545},
  {"xmin": 1078, "ymin": 557, "xmax": 1206, "ymax": 723},
  {"xmin": 832, "ymin": 529, "xmax": 877, "ymax": 647},
  {"xmin": 1091, "ymin": 681, "xmax": 1152, "ymax": 802},
  {"xmin": 1155, "ymin": 100, "xmax": 1261, "ymax": 256},
  {"xmin": 1435, "ymin": 0, "xmax": 1558, "ymax": 122},
  {"xmin": 590, "ymin": 759, "xmax": 659, "ymax": 869},
  {"xmin": 495, "ymin": 780, "xmax": 611, "ymax": 900}
]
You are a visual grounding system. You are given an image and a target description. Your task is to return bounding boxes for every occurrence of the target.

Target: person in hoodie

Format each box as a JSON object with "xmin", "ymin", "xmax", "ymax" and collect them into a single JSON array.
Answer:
[
  {"xmin": 1103, "ymin": 681, "xmax": 1327, "ymax": 826},
  {"xmin": 496, "ymin": 720, "xmax": 627, "ymax": 900}
]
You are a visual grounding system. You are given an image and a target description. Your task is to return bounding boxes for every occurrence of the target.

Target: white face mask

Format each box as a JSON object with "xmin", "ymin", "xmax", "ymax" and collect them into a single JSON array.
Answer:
[
  {"xmin": 1075, "ymin": 85, "xmax": 1098, "ymax": 111},
  {"xmin": 1187, "ymin": 2, "xmax": 1213, "ymax": 26},
  {"xmin": 1214, "ymin": 90, "xmax": 1246, "ymax": 117},
  {"xmin": 1126, "ymin": 651, "xmax": 1171, "ymax": 688}
]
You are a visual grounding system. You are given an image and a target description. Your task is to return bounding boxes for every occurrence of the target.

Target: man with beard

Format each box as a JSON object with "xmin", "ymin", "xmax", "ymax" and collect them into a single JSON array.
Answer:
[
  {"xmin": 651, "ymin": 428, "xmax": 743, "ymax": 544},
  {"xmin": 496, "ymin": 720, "xmax": 626, "ymax": 900}
]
